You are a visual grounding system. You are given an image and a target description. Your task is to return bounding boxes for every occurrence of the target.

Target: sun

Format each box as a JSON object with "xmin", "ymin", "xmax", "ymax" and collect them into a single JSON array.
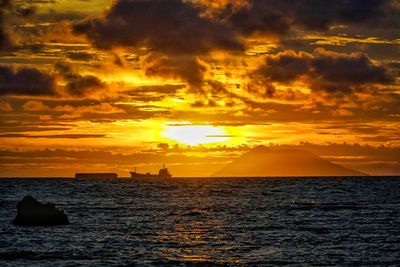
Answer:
[{"xmin": 162, "ymin": 123, "xmax": 231, "ymax": 146}]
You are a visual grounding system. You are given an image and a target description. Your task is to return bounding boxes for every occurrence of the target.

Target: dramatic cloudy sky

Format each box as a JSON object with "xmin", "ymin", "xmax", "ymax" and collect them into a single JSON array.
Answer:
[{"xmin": 0, "ymin": 0, "xmax": 399, "ymax": 177}]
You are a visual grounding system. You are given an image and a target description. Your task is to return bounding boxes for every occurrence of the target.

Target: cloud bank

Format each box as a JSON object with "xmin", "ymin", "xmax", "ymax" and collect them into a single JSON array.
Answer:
[{"xmin": 256, "ymin": 48, "xmax": 392, "ymax": 94}]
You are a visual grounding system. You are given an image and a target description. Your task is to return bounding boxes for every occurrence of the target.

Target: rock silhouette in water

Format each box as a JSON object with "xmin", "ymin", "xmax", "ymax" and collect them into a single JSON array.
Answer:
[{"xmin": 13, "ymin": 196, "xmax": 69, "ymax": 226}]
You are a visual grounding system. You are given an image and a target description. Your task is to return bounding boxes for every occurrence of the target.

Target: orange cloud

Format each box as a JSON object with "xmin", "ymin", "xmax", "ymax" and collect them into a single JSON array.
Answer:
[{"xmin": 0, "ymin": 99, "xmax": 12, "ymax": 111}]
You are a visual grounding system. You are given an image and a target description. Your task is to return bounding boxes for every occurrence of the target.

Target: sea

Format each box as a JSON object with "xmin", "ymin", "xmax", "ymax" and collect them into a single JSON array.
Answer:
[{"xmin": 0, "ymin": 177, "xmax": 399, "ymax": 266}]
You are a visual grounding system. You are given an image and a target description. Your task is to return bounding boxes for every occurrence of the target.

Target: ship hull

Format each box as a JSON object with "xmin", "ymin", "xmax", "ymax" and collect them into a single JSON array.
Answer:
[{"xmin": 130, "ymin": 172, "xmax": 171, "ymax": 178}]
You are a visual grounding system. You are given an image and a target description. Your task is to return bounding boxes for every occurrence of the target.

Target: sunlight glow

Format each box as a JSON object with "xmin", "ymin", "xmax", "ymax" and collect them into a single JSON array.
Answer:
[{"xmin": 162, "ymin": 123, "xmax": 231, "ymax": 146}]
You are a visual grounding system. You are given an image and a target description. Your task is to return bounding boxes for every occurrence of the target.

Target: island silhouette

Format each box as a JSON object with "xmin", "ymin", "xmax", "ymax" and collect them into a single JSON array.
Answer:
[{"xmin": 212, "ymin": 146, "xmax": 366, "ymax": 177}]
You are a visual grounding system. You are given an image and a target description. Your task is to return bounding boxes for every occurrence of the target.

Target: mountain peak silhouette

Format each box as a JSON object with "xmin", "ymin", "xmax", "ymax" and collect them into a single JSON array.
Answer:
[{"xmin": 212, "ymin": 146, "xmax": 366, "ymax": 177}]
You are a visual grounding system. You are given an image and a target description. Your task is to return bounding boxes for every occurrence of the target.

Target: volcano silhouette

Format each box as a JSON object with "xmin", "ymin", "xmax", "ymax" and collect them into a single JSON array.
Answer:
[{"xmin": 212, "ymin": 146, "xmax": 366, "ymax": 177}]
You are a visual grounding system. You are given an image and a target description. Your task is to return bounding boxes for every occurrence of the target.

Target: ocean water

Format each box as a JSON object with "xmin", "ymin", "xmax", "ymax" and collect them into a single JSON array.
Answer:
[{"xmin": 0, "ymin": 177, "xmax": 399, "ymax": 266}]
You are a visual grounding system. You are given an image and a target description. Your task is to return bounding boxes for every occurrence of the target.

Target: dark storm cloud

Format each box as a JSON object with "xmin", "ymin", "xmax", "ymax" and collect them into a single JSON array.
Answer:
[
  {"xmin": 74, "ymin": 0, "xmax": 398, "ymax": 54},
  {"xmin": 0, "ymin": 65, "xmax": 57, "ymax": 96},
  {"xmin": 71, "ymin": 0, "xmax": 399, "ymax": 92},
  {"xmin": 0, "ymin": 27, "xmax": 12, "ymax": 51},
  {"xmin": 0, "ymin": 0, "xmax": 35, "ymax": 51},
  {"xmin": 142, "ymin": 53, "xmax": 207, "ymax": 91},
  {"xmin": 0, "ymin": 0, "xmax": 16, "ymax": 51},
  {"xmin": 256, "ymin": 48, "xmax": 392, "ymax": 94},
  {"xmin": 55, "ymin": 62, "xmax": 105, "ymax": 97},
  {"xmin": 228, "ymin": 0, "xmax": 398, "ymax": 36},
  {"xmin": 73, "ymin": 0, "xmax": 243, "ymax": 55},
  {"xmin": 0, "ymin": 63, "xmax": 107, "ymax": 97}
]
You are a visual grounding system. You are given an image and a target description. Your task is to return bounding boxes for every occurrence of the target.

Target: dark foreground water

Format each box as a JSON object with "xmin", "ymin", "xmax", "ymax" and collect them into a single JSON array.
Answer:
[{"xmin": 0, "ymin": 177, "xmax": 399, "ymax": 266}]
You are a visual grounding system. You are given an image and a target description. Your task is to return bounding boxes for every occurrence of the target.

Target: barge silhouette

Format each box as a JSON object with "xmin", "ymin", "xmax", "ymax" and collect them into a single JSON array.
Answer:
[{"xmin": 75, "ymin": 173, "xmax": 118, "ymax": 179}]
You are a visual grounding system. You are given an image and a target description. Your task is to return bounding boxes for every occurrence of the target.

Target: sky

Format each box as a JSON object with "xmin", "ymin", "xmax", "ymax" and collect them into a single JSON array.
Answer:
[{"xmin": 0, "ymin": 0, "xmax": 399, "ymax": 177}]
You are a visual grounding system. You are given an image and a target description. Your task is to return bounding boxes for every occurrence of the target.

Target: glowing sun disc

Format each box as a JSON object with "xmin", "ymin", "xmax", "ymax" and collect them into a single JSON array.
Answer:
[{"xmin": 162, "ymin": 124, "xmax": 230, "ymax": 146}]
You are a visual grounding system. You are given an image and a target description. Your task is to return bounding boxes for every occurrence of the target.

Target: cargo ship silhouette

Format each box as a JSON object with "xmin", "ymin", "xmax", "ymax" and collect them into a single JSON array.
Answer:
[{"xmin": 130, "ymin": 165, "xmax": 172, "ymax": 178}]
